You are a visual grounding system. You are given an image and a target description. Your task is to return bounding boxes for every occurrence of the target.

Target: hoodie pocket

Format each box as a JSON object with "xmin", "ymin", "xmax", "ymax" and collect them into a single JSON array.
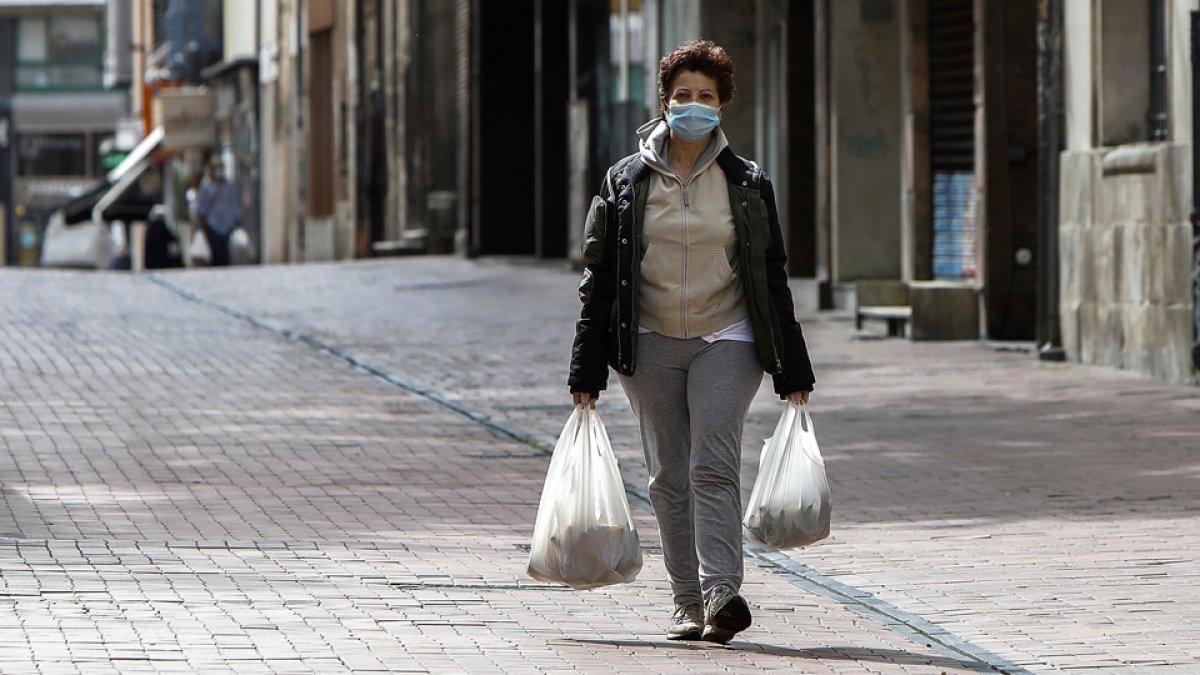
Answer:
[
  {"xmin": 715, "ymin": 246, "xmax": 737, "ymax": 282},
  {"xmin": 639, "ymin": 242, "xmax": 658, "ymax": 276}
]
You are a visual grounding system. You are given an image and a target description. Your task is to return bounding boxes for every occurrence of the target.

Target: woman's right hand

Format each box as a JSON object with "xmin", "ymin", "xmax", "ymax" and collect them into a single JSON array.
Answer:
[{"xmin": 572, "ymin": 391, "xmax": 598, "ymax": 409}]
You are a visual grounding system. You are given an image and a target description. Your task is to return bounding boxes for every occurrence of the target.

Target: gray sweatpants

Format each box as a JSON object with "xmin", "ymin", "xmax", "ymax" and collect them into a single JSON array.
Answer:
[{"xmin": 619, "ymin": 332, "xmax": 763, "ymax": 605}]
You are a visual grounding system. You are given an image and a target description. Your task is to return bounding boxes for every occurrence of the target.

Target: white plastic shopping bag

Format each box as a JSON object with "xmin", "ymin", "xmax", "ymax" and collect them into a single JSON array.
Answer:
[
  {"xmin": 229, "ymin": 227, "xmax": 256, "ymax": 265},
  {"xmin": 743, "ymin": 402, "xmax": 832, "ymax": 549},
  {"xmin": 188, "ymin": 229, "xmax": 212, "ymax": 266},
  {"xmin": 527, "ymin": 406, "xmax": 642, "ymax": 590}
]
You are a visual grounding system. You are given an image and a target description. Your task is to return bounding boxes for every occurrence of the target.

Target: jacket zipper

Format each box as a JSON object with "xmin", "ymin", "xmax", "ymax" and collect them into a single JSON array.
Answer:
[
  {"xmin": 681, "ymin": 181, "xmax": 689, "ymax": 337},
  {"xmin": 667, "ymin": 167, "xmax": 703, "ymax": 339}
]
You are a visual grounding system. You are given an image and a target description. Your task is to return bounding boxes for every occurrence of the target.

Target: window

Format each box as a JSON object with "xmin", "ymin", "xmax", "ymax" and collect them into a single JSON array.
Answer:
[
  {"xmin": 1095, "ymin": 0, "xmax": 1151, "ymax": 145},
  {"xmin": 16, "ymin": 134, "xmax": 88, "ymax": 177},
  {"xmin": 15, "ymin": 13, "xmax": 105, "ymax": 91},
  {"xmin": 609, "ymin": 0, "xmax": 646, "ymax": 108}
]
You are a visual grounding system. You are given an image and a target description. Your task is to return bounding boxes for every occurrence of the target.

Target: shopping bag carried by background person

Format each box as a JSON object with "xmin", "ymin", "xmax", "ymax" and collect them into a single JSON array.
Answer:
[
  {"xmin": 229, "ymin": 226, "xmax": 256, "ymax": 265},
  {"xmin": 527, "ymin": 405, "xmax": 642, "ymax": 590},
  {"xmin": 188, "ymin": 229, "xmax": 212, "ymax": 266},
  {"xmin": 743, "ymin": 402, "xmax": 832, "ymax": 549}
]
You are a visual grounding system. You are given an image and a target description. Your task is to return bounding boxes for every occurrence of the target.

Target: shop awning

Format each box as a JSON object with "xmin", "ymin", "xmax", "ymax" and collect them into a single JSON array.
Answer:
[{"xmin": 60, "ymin": 128, "xmax": 163, "ymax": 224}]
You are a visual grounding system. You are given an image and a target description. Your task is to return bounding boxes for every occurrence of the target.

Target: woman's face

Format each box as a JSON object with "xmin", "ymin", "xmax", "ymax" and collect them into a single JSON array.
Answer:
[{"xmin": 663, "ymin": 69, "xmax": 723, "ymax": 116}]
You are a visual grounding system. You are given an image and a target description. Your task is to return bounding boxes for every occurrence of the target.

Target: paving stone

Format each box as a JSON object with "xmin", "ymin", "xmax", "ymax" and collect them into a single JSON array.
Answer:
[
  {"xmin": 0, "ymin": 266, "xmax": 972, "ymax": 672},
  {"xmin": 165, "ymin": 257, "xmax": 1200, "ymax": 673}
]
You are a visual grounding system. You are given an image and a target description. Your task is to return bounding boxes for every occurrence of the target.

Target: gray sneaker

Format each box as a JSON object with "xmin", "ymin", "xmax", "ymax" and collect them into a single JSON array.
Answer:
[
  {"xmin": 666, "ymin": 602, "xmax": 703, "ymax": 641},
  {"xmin": 702, "ymin": 585, "xmax": 752, "ymax": 643}
]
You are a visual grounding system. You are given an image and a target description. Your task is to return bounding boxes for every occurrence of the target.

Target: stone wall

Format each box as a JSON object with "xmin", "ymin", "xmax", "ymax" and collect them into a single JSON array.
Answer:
[
  {"xmin": 829, "ymin": 0, "xmax": 903, "ymax": 284},
  {"xmin": 1059, "ymin": 143, "xmax": 1196, "ymax": 384}
]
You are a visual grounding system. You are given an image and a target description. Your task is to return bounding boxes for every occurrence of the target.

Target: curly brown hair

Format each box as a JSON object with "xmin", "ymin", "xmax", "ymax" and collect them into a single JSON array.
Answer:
[{"xmin": 657, "ymin": 39, "xmax": 736, "ymax": 107}]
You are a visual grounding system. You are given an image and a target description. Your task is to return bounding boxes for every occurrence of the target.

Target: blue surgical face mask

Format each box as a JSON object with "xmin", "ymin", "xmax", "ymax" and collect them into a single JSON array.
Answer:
[{"xmin": 666, "ymin": 102, "xmax": 721, "ymax": 142}]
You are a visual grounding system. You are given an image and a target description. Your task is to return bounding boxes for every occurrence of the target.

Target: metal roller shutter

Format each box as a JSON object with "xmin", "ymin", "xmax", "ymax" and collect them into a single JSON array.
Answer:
[{"xmin": 929, "ymin": 0, "xmax": 977, "ymax": 280}]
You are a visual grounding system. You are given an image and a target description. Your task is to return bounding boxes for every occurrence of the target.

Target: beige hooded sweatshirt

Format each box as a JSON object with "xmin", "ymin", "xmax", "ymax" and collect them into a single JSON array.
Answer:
[{"xmin": 636, "ymin": 119, "xmax": 749, "ymax": 339}]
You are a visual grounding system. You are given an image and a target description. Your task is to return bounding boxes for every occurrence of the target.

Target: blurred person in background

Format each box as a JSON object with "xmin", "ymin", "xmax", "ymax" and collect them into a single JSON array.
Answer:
[
  {"xmin": 568, "ymin": 40, "xmax": 816, "ymax": 644},
  {"xmin": 192, "ymin": 156, "xmax": 241, "ymax": 267}
]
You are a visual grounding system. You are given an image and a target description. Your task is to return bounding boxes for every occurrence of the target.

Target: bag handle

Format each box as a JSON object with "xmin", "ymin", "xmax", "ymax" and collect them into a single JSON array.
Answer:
[{"xmin": 789, "ymin": 401, "xmax": 824, "ymax": 465}]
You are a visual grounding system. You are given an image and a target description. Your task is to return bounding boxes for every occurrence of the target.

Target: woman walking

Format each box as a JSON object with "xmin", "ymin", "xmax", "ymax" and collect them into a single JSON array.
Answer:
[{"xmin": 568, "ymin": 40, "xmax": 816, "ymax": 643}]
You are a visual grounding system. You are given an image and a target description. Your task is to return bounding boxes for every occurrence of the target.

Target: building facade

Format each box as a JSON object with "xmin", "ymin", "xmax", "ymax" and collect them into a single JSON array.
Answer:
[
  {"xmin": 7, "ymin": 0, "xmax": 1192, "ymax": 383},
  {"xmin": 1058, "ymin": 0, "xmax": 1198, "ymax": 384},
  {"xmin": 0, "ymin": 0, "xmax": 124, "ymax": 266}
]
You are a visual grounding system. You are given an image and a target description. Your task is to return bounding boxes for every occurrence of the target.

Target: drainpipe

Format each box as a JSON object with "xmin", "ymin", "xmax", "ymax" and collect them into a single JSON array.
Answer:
[
  {"xmin": 534, "ymin": 0, "xmax": 544, "ymax": 258},
  {"xmin": 1190, "ymin": 11, "xmax": 1200, "ymax": 371},
  {"xmin": 468, "ymin": 0, "xmax": 481, "ymax": 257},
  {"xmin": 1036, "ymin": 0, "xmax": 1065, "ymax": 361},
  {"xmin": 1150, "ymin": 0, "xmax": 1169, "ymax": 141}
]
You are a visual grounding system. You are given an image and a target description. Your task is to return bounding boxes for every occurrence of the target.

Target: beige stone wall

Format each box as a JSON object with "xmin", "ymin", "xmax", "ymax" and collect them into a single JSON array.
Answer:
[
  {"xmin": 829, "ymin": 0, "xmax": 903, "ymax": 283},
  {"xmin": 1058, "ymin": 144, "xmax": 1195, "ymax": 384},
  {"xmin": 700, "ymin": 0, "xmax": 757, "ymax": 160},
  {"xmin": 259, "ymin": 0, "xmax": 294, "ymax": 265},
  {"xmin": 1167, "ymin": 0, "xmax": 1200, "ymax": 143},
  {"xmin": 332, "ymin": 0, "xmax": 355, "ymax": 260}
]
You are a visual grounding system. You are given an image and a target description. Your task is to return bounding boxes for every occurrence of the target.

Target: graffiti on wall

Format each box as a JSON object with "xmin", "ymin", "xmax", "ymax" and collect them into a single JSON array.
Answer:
[
  {"xmin": 845, "ymin": 129, "xmax": 891, "ymax": 159},
  {"xmin": 855, "ymin": 47, "xmax": 884, "ymax": 114}
]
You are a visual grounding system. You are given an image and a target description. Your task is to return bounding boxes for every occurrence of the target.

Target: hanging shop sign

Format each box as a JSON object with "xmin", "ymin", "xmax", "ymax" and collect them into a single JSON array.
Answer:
[{"xmin": 153, "ymin": 88, "xmax": 214, "ymax": 149}]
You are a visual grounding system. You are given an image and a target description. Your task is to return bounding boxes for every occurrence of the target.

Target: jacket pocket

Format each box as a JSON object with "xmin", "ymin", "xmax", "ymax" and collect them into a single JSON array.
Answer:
[{"xmin": 715, "ymin": 246, "xmax": 737, "ymax": 282}]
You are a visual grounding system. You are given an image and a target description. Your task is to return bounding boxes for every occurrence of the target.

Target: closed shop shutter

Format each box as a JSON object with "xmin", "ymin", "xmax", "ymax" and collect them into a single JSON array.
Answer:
[{"xmin": 929, "ymin": 0, "xmax": 977, "ymax": 280}]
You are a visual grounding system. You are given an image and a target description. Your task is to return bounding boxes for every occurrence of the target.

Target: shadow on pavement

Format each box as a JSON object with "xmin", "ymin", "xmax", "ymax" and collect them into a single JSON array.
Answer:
[{"xmin": 562, "ymin": 638, "xmax": 986, "ymax": 671}]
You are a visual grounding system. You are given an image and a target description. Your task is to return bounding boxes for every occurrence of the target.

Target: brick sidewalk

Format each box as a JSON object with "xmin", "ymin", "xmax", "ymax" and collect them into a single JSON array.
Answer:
[
  {"xmin": 161, "ymin": 257, "xmax": 1200, "ymax": 673},
  {"xmin": 0, "ymin": 268, "xmax": 975, "ymax": 673}
]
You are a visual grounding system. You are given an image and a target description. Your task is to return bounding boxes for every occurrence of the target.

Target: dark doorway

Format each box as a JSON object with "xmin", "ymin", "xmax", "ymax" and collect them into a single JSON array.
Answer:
[
  {"xmin": 929, "ymin": 0, "xmax": 977, "ymax": 282},
  {"xmin": 355, "ymin": 0, "xmax": 388, "ymax": 255},
  {"xmin": 307, "ymin": 28, "xmax": 335, "ymax": 220},
  {"xmin": 980, "ymin": 0, "xmax": 1038, "ymax": 340},
  {"xmin": 534, "ymin": 0, "xmax": 569, "ymax": 259},
  {"xmin": 787, "ymin": 1, "xmax": 817, "ymax": 278},
  {"xmin": 408, "ymin": 0, "xmax": 461, "ymax": 253},
  {"xmin": 473, "ymin": 0, "xmax": 536, "ymax": 256}
]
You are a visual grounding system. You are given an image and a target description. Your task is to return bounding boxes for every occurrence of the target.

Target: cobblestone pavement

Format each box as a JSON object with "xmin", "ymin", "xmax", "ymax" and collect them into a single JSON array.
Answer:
[
  {"xmin": 156, "ymin": 257, "xmax": 1200, "ymax": 674},
  {"xmin": 0, "ymin": 266, "xmax": 983, "ymax": 674}
]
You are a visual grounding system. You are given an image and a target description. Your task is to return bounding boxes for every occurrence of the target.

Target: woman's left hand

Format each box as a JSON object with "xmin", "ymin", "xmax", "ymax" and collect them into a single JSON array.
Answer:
[{"xmin": 787, "ymin": 390, "xmax": 811, "ymax": 405}]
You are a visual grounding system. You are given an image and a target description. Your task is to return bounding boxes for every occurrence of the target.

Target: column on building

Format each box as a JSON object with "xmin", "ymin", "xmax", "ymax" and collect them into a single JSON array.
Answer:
[
  {"xmin": 1058, "ymin": 0, "xmax": 1196, "ymax": 384},
  {"xmin": 822, "ymin": 0, "xmax": 905, "ymax": 311}
]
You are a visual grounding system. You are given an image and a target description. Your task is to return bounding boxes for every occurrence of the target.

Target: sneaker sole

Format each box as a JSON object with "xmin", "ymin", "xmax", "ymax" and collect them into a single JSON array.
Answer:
[
  {"xmin": 702, "ymin": 595, "xmax": 752, "ymax": 644},
  {"xmin": 665, "ymin": 627, "xmax": 703, "ymax": 641}
]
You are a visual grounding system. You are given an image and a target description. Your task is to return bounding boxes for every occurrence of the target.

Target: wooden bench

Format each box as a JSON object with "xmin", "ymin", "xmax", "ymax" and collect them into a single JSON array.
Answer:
[{"xmin": 855, "ymin": 305, "xmax": 912, "ymax": 337}]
